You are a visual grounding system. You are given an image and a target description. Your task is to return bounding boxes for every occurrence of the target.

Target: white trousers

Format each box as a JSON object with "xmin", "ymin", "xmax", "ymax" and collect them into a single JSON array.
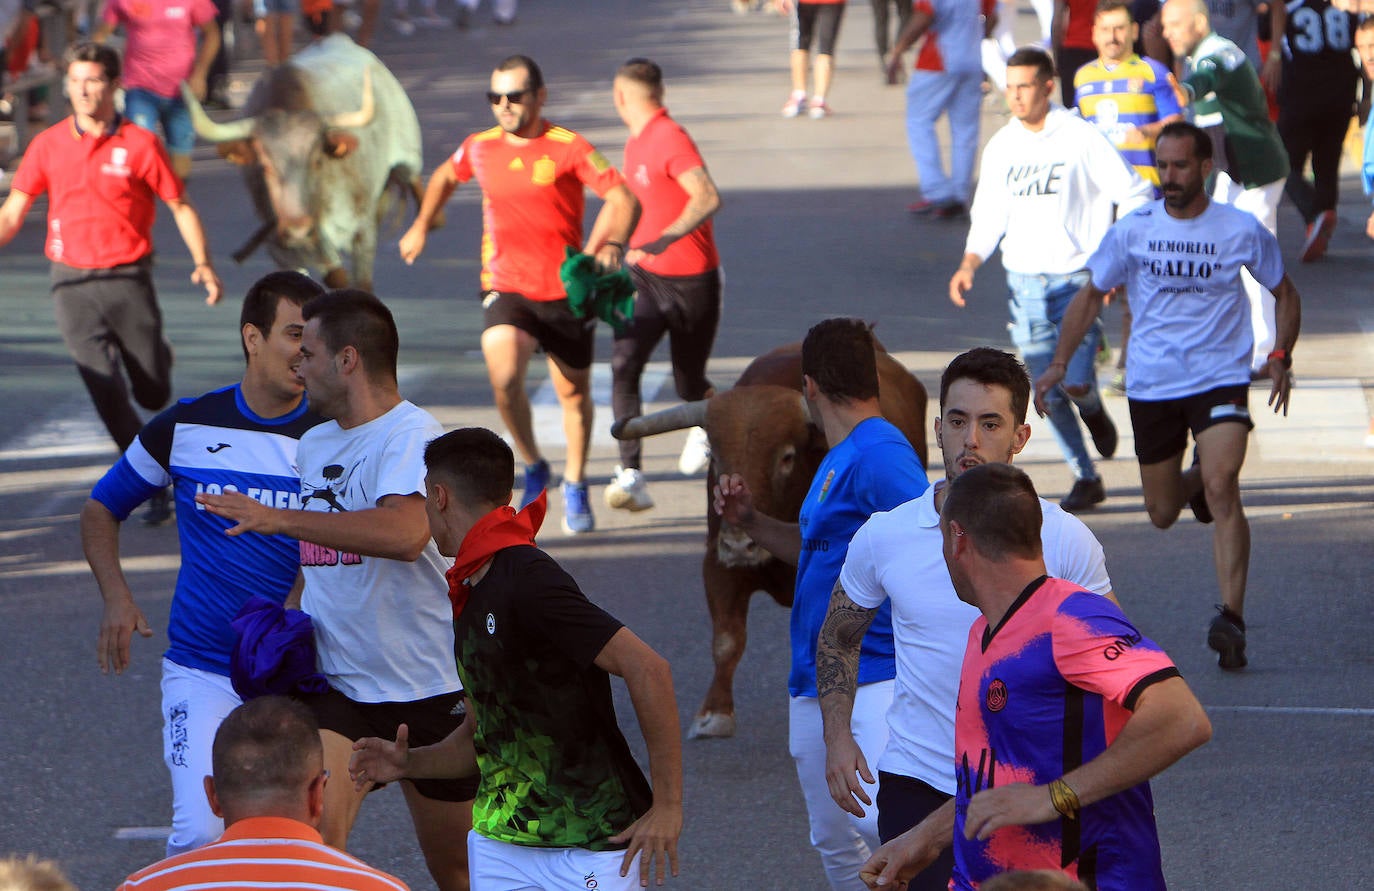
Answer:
[
  {"xmin": 161, "ymin": 659, "xmax": 241, "ymax": 856},
  {"xmin": 1213, "ymin": 170, "xmax": 1285, "ymax": 372},
  {"xmin": 790, "ymin": 680, "xmax": 894, "ymax": 891},
  {"xmin": 467, "ymin": 830, "xmax": 642, "ymax": 890}
]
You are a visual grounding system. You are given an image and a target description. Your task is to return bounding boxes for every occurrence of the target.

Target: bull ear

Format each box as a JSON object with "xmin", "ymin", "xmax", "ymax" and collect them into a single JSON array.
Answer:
[
  {"xmin": 324, "ymin": 130, "xmax": 360, "ymax": 158},
  {"xmin": 217, "ymin": 140, "xmax": 257, "ymax": 165}
]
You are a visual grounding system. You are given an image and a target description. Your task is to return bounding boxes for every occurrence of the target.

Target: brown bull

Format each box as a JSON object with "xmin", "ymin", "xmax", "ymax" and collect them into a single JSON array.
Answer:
[{"xmin": 612, "ymin": 342, "xmax": 927, "ymax": 738}]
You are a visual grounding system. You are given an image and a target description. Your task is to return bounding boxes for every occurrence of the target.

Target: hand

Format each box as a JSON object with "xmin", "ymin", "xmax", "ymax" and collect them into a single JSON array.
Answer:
[
  {"xmin": 1032, "ymin": 362, "xmax": 1066, "ymax": 417},
  {"xmin": 885, "ymin": 56, "xmax": 903, "ymax": 86},
  {"xmin": 1365, "ymin": 210, "xmax": 1374, "ymax": 241},
  {"xmin": 1266, "ymin": 359, "xmax": 1293, "ymax": 416},
  {"xmin": 193, "ymin": 264, "xmax": 223, "ymax": 306},
  {"xmin": 963, "ymin": 782, "xmax": 1058, "ymax": 841},
  {"xmin": 187, "ymin": 72, "xmax": 209, "ymax": 101},
  {"xmin": 859, "ymin": 833, "xmax": 934, "ymax": 889},
  {"xmin": 399, "ymin": 224, "xmax": 427, "ymax": 265},
  {"xmin": 98, "ymin": 597, "xmax": 153, "ymax": 674},
  {"xmin": 595, "ymin": 243, "xmax": 625, "ymax": 273},
  {"xmin": 712, "ymin": 473, "xmax": 756, "ymax": 527},
  {"xmin": 1260, "ymin": 55, "xmax": 1281, "ymax": 94},
  {"xmin": 1121, "ymin": 125, "xmax": 1146, "ymax": 145},
  {"xmin": 949, "ymin": 267, "xmax": 974, "ymax": 307},
  {"xmin": 350, "ymin": 723, "xmax": 410, "ymax": 790},
  {"xmin": 609, "ymin": 803, "xmax": 682, "ymax": 887},
  {"xmin": 774, "ymin": 0, "xmax": 794, "ymax": 11},
  {"xmin": 196, "ymin": 490, "xmax": 286, "ymax": 536},
  {"xmin": 825, "ymin": 730, "xmax": 875, "ymax": 818}
]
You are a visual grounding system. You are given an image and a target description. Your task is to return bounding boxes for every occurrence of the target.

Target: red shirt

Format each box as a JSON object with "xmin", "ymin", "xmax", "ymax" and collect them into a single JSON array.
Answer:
[
  {"xmin": 11, "ymin": 117, "xmax": 183, "ymax": 269},
  {"xmin": 451, "ymin": 122, "xmax": 624, "ymax": 302},
  {"xmin": 1062, "ymin": 0, "xmax": 1095, "ymax": 49},
  {"xmin": 623, "ymin": 109, "xmax": 719, "ymax": 277}
]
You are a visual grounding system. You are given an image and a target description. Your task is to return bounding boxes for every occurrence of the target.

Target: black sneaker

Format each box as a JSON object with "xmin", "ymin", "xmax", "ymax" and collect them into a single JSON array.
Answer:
[
  {"xmin": 1059, "ymin": 477, "xmax": 1105, "ymax": 513},
  {"xmin": 1207, "ymin": 606, "xmax": 1247, "ymax": 670},
  {"xmin": 1081, "ymin": 408, "xmax": 1117, "ymax": 459},
  {"xmin": 142, "ymin": 486, "xmax": 173, "ymax": 526},
  {"xmin": 1187, "ymin": 453, "xmax": 1212, "ymax": 524}
]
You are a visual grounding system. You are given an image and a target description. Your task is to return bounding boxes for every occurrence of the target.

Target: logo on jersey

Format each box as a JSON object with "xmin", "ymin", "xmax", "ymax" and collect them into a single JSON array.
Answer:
[
  {"xmin": 206, "ymin": 442, "xmax": 232, "ymax": 453},
  {"xmin": 817, "ymin": 469, "xmax": 835, "ymax": 503},
  {"xmin": 102, "ymin": 146, "xmax": 131, "ymax": 178},
  {"xmin": 1103, "ymin": 631, "xmax": 1143, "ymax": 661},
  {"xmin": 633, "ymin": 163, "xmax": 650, "ymax": 188},
  {"xmin": 532, "ymin": 156, "xmax": 556, "ymax": 186},
  {"xmin": 168, "ymin": 700, "xmax": 190, "ymax": 767},
  {"xmin": 1005, "ymin": 162, "xmax": 1065, "ymax": 197},
  {"xmin": 486, "ymin": 613, "xmax": 497, "ymax": 635},
  {"xmin": 587, "ymin": 150, "xmax": 611, "ymax": 173},
  {"xmin": 986, "ymin": 678, "xmax": 1008, "ymax": 712},
  {"xmin": 508, "ymin": 157, "xmax": 525, "ymax": 171},
  {"xmin": 301, "ymin": 460, "xmax": 365, "ymax": 512}
]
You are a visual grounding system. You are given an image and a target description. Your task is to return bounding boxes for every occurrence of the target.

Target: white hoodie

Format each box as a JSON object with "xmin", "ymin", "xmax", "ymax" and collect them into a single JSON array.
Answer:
[{"xmin": 964, "ymin": 107, "xmax": 1153, "ymax": 276}]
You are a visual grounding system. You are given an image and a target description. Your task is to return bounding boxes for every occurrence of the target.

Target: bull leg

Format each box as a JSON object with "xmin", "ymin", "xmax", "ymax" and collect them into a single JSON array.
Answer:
[
  {"xmin": 352, "ymin": 225, "xmax": 377, "ymax": 294},
  {"xmin": 689, "ymin": 554, "xmax": 755, "ymax": 740},
  {"xmin": 323, "ymin": 268, "xmax": 351, "ymax": 289}
]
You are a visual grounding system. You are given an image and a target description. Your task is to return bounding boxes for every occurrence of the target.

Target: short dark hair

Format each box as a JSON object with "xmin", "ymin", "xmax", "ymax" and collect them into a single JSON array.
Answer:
[
  {"xmin": 940, "ymin": 348, "xmax": 1032, "ymax": 425},
  {"xmin": 801, "ymin": 318, "xmax": 880, "ymax": 403},
  {"xmin": 496, "ymin": 54, "xmax": 544, "ymax": 92},
  {"xmin": 211, "ymin": 697, "xmax": 321, "ymax": 808},
  {"xmin": 1094, "ymin": 0, "xmax": 1133, "ymax": 20},
  {"xmin": 1006, "ymin": 46, "xmax": 1056, "ymax": 80},
  {"xmin": 302, "ymin": 289, "xmax": 399, "ymax": 382},
  {"xmin": 239, "ymin": 271, "xmax": 325, "ymax": 360},
  {"xmin": 423, "ymin": 427, "xmax": 516, "ymax": 508},
  {"xmin": 941, "ymin": 463, "xmax": 1043, "ymax": 561},
  {"xmin": 1360, "ymin": 15, "xmax": 1374, "ymax": 33},
  {"xmin": 65, "ymin": 41, "xmax": 121, "ymax": 81},
  {"xmin": 1157, "ymin": 120, "xmax": 1212, "ymax": 160},
  {"xmin": 617, "ymin": 57, "xmax": 664, "ymax": 96}
]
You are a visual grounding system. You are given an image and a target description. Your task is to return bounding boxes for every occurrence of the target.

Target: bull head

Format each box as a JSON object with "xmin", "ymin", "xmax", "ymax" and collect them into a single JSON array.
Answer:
[{"xmin": 180, "ymin": 66, "xmax": 375, "ymax": 144}]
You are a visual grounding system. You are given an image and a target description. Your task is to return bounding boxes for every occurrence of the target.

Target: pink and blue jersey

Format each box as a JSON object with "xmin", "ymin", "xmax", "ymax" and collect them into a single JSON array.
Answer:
[
  {"xmin": 90, "ymin": 384, "xmax": 324, "ymax": 676},
  {"xmin": 952, "ymin": 577, "xmax": 1179, "ymax": 890}
]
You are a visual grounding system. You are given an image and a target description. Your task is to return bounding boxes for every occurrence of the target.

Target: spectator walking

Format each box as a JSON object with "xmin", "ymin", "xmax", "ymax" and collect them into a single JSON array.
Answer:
[{"xmin": 777, "ymin": 0, "xmax": 847, "ymax": 118}]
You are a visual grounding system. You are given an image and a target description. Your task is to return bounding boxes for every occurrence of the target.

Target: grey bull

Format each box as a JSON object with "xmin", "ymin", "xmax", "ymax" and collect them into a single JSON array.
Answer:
[
  {"xmin": 183, "ymin": 33, "xmax": 425, "ymax": 290},
  {"xmin": 613, "ymin": 342, "xmax": 928, "ymax": 738}
]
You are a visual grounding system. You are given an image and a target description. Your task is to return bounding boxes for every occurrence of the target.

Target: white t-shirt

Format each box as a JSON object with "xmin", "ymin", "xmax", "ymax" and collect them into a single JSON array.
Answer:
[
  {"xmin": 964, "ymin": 107, "xmax": 1153, "ymax": 276},
  {"xmin": 839, "ymin": 481, "xmax": 1112, "ymax": 794},
  {"xmin": 1086, "ymin": 198, "xmax": 1285, "ymax": 400},
  {"xmin": 297, "ymin": 401, "xmax": 460, "ymax": 703}
]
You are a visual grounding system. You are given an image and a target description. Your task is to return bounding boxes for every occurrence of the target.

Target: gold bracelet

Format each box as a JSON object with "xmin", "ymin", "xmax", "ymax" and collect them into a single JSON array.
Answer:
[{"xmin": 1048, "ymin": 778, "xmax": 1080, "ymax": 820}]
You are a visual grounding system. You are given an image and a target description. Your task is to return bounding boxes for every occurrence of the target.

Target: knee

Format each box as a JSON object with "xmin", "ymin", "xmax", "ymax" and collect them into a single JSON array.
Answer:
[
  {"xmin": 1143, "ymin": 500, "xmax": 1179, "ymax": 529},
  {"xmin": 1203, "ymin": 473, "xmax": 1242, "ymax": 516}
]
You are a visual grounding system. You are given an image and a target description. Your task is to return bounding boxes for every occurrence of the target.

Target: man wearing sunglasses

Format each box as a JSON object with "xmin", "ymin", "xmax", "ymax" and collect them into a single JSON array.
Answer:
[{"xmin": 401, "ymin": 54, "xmax": 640, "ymax": 536}]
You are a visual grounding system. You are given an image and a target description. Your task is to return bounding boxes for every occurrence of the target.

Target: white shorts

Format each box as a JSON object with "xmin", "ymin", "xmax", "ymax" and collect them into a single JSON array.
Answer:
[
  {"xmin": 161, "ymin": 658, "xmax": 242, "ymax": 856},
  {"xmin": 467, "ymin": 830, "xmax": 642, "ymax": 891}
]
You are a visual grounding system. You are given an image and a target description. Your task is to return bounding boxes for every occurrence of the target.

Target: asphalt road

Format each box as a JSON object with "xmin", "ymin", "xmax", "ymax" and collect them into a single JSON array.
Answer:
[{"xmin": 1, "ymin": 0, "xmax": 1372, "ymax": 888}]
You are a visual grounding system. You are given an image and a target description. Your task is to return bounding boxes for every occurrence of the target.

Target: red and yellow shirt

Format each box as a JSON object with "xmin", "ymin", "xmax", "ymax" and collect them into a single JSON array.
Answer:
[
  {"xmin": 11, "ymin": 116, "xmax": 183, "ymax": 269},
  {"xmin": 451, "ymin": 122, "xmax": 624, "ymax": 302},
  {"xmin": 622, "ymin": 109, "xmax": 719, "ymax": 277}
]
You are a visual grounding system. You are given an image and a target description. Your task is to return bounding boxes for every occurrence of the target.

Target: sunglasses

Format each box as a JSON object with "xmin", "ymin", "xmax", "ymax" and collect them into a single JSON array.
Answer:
[{"xmin": 486, "ymin": 89, "xmax": 531, "ymax": 105}]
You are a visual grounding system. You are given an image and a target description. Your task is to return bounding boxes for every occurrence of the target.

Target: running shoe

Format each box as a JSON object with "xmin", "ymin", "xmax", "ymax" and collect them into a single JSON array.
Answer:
[
  {"xmin": 391, "ymin": 16, "xmax": 416, "ymax": 35},
  {"xmin": 604, "ymin": 465, "xmax": 654, "ymax": 512},
  {"xmin": 1081, "ymin": 408, "xmax": 1117, "ymax": 459},
  {"xmin": 1059, "ymin": 477, "xmax": 1105, "ymax": 513},
  {"xmin": 1300, "ymin": 209, "xmax": 1336, "ymax": 263},
  {"xmin": 678, "ymin": 426, "xmax": 712, "ymax": 476},
  {"xmin": 932, "ymin": 201, "xmax": 965, "ymax": 219},
  {"xmin": 142, "ymin": 486, "xmax": 173, "ymax": 526},
  {"xmin": 1109, "ymin": 372, "xmax": 1126, "ymax": 395},
  {"xmin": 1207, "ymin": 605, "xmax": 1247, "ymax": 670},
  {"xmin": 781, "ymin": 90, "xmax": 807, "ymax": 118},
  {"xmin": 807, "ymin": 97, "xmax": 829, "ymax": 119},
  {"xmin": 520, "ymin": 459, "xmax": 550, "ymax": 510},
  {"xmin": 907, "ymin": 199, "xmax": 939, "ymax": 216},
  {"xmin": 562, "ymin": 481, "xmax": 595, "ymax": 534}
]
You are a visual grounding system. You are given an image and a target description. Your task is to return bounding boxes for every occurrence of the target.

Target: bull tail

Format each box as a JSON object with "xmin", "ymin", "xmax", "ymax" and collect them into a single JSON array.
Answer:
[{"xmin": 376, "ymin": 169, "xmax": 416, "ymax": 236}]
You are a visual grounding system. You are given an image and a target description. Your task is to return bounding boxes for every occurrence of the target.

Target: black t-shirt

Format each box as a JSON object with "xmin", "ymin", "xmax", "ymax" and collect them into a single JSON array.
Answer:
[
  {"xmin": 1280, "ymin": 0, "xmax": 1359, "ymax": 107},
  {"xmin": 455, "ymin": 545, "xmax": 654, "ymax": 849}
]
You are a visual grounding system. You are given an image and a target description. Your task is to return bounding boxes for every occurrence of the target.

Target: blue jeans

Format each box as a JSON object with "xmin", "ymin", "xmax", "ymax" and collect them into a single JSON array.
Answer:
[
  {"xmin": 1006, "ymin": 270, "xmax": 1104, "ymax": 481},
  {"xmin": 124, "ymin": 88, "xmax": 195, "ymax": 157}
]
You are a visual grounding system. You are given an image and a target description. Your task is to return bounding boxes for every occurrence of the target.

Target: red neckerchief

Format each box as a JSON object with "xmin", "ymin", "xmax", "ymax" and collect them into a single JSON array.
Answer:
[{"xmin": 445, "ymin": 490, "xmax": 546, "ymax": 618}]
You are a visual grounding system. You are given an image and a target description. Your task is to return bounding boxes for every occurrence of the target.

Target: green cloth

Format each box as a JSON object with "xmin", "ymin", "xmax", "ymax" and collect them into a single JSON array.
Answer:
[
  {"xmin": 1185, "ymin": 32, "xmax": 1289, "ymax": 188},
  {"xmin": 559, "ymin": 246, "xmax": 636, "ymax": 334}
]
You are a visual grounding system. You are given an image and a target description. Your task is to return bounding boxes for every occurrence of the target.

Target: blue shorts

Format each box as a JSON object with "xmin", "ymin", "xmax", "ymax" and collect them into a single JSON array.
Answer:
[{"xmin": 123, "ymin": 87, "xmax": 195, "ymax": 157}]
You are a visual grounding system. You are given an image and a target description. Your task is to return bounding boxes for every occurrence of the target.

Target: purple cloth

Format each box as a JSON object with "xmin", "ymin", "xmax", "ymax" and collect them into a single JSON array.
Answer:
[{"xmin": 229, "ymin": 595, "xmax": 330, "ymax": 699}]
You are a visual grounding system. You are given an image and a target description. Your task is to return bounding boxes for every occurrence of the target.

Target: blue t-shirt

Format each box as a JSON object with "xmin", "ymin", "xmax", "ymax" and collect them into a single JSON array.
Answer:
[
  {"xmin": 90, "ymin": 384, "xmax": 325, "ymax": 676},
  {"xmin": 789, "ymin": 417, "xmax": 928, "ymax": 697}
]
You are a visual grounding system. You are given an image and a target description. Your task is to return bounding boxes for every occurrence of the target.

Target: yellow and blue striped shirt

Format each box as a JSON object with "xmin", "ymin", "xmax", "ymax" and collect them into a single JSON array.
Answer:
[{"xmin": 1074, "ymin": 54, "xmax": 1181, "ymax": 187}]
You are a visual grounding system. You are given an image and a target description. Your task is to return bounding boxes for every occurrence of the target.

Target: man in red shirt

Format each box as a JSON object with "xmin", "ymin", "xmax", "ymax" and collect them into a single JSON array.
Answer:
[
  {"xmin": 400, "ymin": 54, "xmax": 639, "ymax": 535},
  {"xmin": 0, "ymin": 42, "xmax": 221, "ymax": 520},
  {"xmin": 605, "ymin": 58, "xmax": 723, "ymax": 512}
]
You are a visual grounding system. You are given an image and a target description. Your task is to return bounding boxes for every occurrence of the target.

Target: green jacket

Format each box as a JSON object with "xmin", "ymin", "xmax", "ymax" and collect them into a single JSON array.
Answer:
[{"xmin": 1185, "ymin": 31, "xmax": 1289, "ymax": 188}]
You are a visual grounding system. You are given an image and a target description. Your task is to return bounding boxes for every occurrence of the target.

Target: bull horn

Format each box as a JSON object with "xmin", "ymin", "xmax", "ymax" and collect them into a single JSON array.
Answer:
[
  {"xmin": 326, "ymin": 67, "xmax": 375, "ymax": 129},
  {"xmin": 180, "ymin": 81, "xmax": 257, "ymax": 143},
  {"xmin": 611, "ymin": 401, "xmax": 708, "ymax": 440}
]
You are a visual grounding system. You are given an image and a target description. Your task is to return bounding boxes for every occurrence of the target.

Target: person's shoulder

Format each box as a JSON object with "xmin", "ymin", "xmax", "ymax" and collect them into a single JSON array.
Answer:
[
  {"xmin": 1140, "ymin": 55, "xmax": 1172, "ymax": 80},
  {"xmin": 859, "ymin": 485, "xmax": 938, "ymax": 535},
  {"xmin": 466, "ymin": 126, "xmax": 505, "ymax": 147},
  {"xmin": 492, "ymin": 545, "xmax": 579, "ymax": 595},
  {"xmin": 1039, "ymin": 496, "xmax": 1101, "ymax": 545}
]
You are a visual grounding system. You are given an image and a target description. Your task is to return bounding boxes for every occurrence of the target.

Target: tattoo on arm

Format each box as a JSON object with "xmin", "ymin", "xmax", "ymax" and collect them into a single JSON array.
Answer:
[{"xmin": 816, "ymin": 579, "xmax": 878, "ymax": 701}]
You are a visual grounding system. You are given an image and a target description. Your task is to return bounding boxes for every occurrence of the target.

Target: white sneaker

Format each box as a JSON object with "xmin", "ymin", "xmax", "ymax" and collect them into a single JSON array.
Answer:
[
  {"xmin": 678, "ymin": 426, "xmax": 711, "ymax": 476},
  {"xmin": 391, "ymin": 16, "xmax": 416, "ymax": 35},
  {"xmin": 604, "ymin": 465, "xmax": 654, "ymax": 512}
]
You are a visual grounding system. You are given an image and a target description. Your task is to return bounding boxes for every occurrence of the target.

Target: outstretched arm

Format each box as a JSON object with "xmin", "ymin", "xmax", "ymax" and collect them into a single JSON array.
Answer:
[
  {"xmin": 350, "ymin": 717, "xmax": 478, "ymax": 789},
  {"xmin": 712, "ymin": 472, "xmax": 802, "ymax": 565},
  {"xmin": 584, "ymin": 182, "xmax": 641, "ymax": 273},
  {"xmin": 816, "ymin": 578, "xmax": 881, "ymax": 817},
  {"xmin": 400, "ymin": 162, "xmax": 460, "ymax": 263},
  {"xmin": 599, "ymin": 628, "xmax": 683, "ymax": 887},
  {"xmin": 0, "ymin": 188, "xmax": 36, "ymax": 249},
  {"xmin": 195, "ymin": 491, "xmax": 433, "ymax": 561},
  {"xmin": 860, "ymin": 799, "xmax": 956, "ymax": 888}
]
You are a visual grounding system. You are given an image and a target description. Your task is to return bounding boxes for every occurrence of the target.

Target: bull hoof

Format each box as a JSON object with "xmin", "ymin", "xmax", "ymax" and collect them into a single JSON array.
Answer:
[{"xmin": 687, "ymin": 712, "xmax": 736, "ymax": 739}]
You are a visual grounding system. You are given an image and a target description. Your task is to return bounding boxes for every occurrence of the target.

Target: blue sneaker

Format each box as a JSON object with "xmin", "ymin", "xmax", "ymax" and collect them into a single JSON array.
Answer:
[
  {"xmin": 520, "ymin": 459, "xmax": 550, "ymax": 509},
  {"xmin": 561, "ymin": 481, "xmax": 595, "ymax": 534}
]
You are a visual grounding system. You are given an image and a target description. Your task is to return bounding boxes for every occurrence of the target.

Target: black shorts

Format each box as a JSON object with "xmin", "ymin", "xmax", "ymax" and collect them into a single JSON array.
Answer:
[
  {"xmin": 792, "ymin": 1, "xmax": 846, "ymax": 55},
  {"xmin": 482, "ymin": 289, "xmax": 596, "ymax": 370},
  {"xmin": 301, "ymin": 686, "xmax": 478, "ymax": 802},
  {"xmin": 1129, "ymin": 383, "xmax": 1254, "ymax": 465}
]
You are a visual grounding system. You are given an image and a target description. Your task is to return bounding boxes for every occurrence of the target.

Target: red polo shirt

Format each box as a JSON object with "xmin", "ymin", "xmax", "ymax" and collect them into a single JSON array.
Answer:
[
  {"xmin": 11, "ymin": 116, "xmax": 183, "ymax": 269},
  {"xmin": 623, "ymin": 108, "xmax": 719, "ymax": 277}
]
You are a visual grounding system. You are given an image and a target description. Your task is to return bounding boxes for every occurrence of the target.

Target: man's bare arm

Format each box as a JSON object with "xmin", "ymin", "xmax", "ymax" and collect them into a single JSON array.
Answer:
[
  {"xmin": 81, "ymin": 498, "xmax": 154, "ymax": 674},
  {"xmin": 817, "ymin": 578, "xmax": 881, "ymax": 816},
  {"xmin": 626, "ymin": 166, "xmax": 721, "ymax": 262},
  {"xmin": 196, "ymin": 491, "xmax": 433, "ymax": 561}
]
